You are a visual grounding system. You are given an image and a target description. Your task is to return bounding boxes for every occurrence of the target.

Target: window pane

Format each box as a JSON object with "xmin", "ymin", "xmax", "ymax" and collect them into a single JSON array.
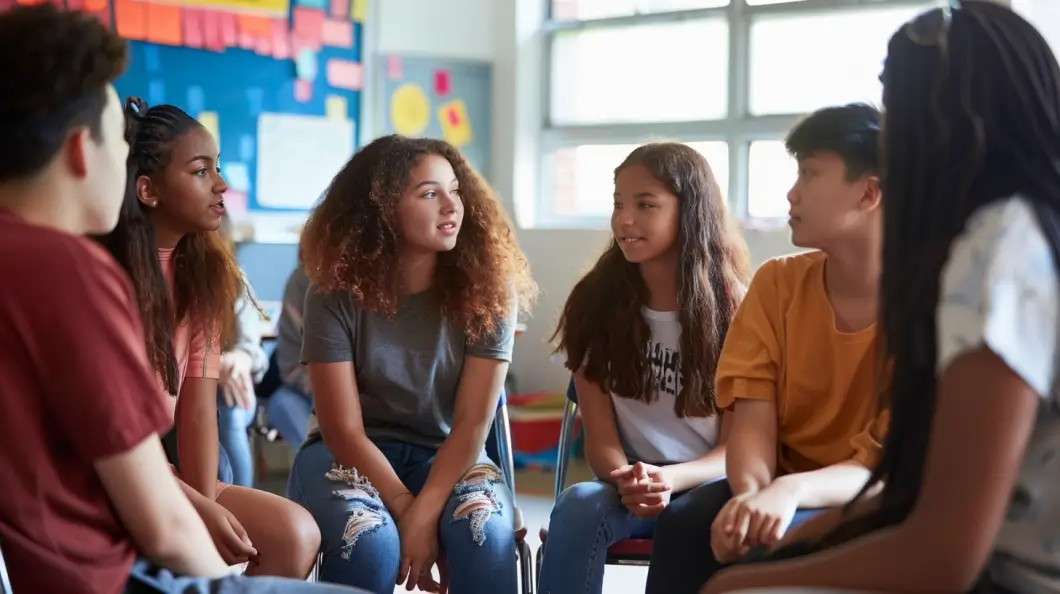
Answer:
[
  {"xmin": 550, "ymin": 142, "xmax": 729, "ymax": 218},
  {"xmin": 747, "ymin": 141, "xmax": 794, "ymax": 219},
  {"xmin": 749, "ymin": 6, "xmax": 927, "ymax": 115},
  {"xmin": 550, "ymin": 19, "xmax": 728, "ymax": 125},
  {"xmin": 551, "ymin": 0, "xmax": 728, "ymax": 21},
  {"xmin": 746, "ymin": 0, "xmax": 803, "ymax": 5}
]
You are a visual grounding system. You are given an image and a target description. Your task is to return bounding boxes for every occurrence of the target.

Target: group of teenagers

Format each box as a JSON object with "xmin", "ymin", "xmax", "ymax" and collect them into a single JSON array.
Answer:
[{"xmin": 2, "ymin": 1, "xmax": 1060, "ymax": 594}]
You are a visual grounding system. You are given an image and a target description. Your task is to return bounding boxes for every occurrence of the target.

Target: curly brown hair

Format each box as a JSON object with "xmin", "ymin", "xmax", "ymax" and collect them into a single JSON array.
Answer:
[
  {"xmin": 551, "ymin": 142, "xmax": 750, "ymax": 418},
  {"xmin": 301, "ymin": 135, "xmax": 536, "ymax": 340}
]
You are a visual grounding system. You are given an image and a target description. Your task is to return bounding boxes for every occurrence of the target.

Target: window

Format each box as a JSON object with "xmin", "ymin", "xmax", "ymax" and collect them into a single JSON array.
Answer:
[
  {"xmin": 747, "ymin": 140, "xmax": 795, "ymax": 219},
  {"xmin": 550, "ymin": 0, "xmax": 729, "ymax": 21},
  {"xmin": 549, "ymin": 18, "xmax": 729, "ymax": 125},
  {"xmin": 748, "ymin": 5, "xmax": 929, "ymax": 115},
  {"xmin": 541, "ymin": 0, "xmax": 919, "ymax": 227},
  {"xmin": 549, "ymin": 142, "xmax": 730, "ymax": 219}
]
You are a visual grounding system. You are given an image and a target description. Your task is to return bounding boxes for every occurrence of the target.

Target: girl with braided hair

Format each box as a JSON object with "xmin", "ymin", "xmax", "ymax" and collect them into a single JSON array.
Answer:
[
  {"xmin": 97, "ymin": 98, "xmax": 323, "ymax": 580},
  {"xmin": 704, "ymin": 2, "xmax": 1060, "ymax": 593}
]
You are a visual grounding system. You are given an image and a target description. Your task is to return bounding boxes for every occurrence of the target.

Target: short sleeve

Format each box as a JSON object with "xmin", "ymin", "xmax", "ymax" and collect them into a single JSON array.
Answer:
[
  {"xmin": 937, "ymin": 199, "xmax": 1059, "ymax": 399},
  {"xmin": 301, "ymin": 284, "xmax": 355, "ymax": 364},
  {"xmin": 36, "ymin": 244, "xmax": 172, "ymax": 461},
  {"xmin": 850, "ymin": 408, "xmax": 889, "ymax": 470},
  {"xmin": 466, "ymin": 291, "xmax": 517, "ymax": 362},
  {"xmin": 715, "ymin": 260, "xmax": 783, "ymax": 409},
  {"xmin": 186, "ymin": 324, "xmax": 221, "ymax": 380}
]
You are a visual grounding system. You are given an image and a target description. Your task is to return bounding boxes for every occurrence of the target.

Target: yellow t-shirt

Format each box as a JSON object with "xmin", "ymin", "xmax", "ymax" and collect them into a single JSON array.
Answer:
[{"xmin": 715, "ymin": 251, "xmax": 886, "ymax": 474}]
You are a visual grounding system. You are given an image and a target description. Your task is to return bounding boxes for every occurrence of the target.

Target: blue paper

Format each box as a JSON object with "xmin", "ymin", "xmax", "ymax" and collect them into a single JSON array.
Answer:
[
  {"xmin": 142, "ymin": 46, "xmax": 161, "ymax": 73},
  {"xmin": 148, "ymin": 80, "xmax": 166, "ymax": 106},
  {"xmin": 295, "ymin": 49, "xmax": 318, "ymax": 82},
  {"xmin": 223, "ymin": 162, "xmax": 252, "ymax": 193},
  {"xmin": 239, "ymin": 135, "xmax": 255, "ymax": 162},
  {"xmin": 186, "ymin": 86, "xmax": 205, "ymax": 114},
  {"xmin": 245, "ymin": 87, "xmax": 264, "ymax": 116},
  {"xmin": 295, "ymin": 0, "xmax": 327, "ymax": 10}
]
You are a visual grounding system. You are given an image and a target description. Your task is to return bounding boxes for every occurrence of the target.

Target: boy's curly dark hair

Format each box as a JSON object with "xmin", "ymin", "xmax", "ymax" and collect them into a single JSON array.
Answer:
[{"xmin": 301, "ymin": 135, "xmax": 536, "ymax": 340}]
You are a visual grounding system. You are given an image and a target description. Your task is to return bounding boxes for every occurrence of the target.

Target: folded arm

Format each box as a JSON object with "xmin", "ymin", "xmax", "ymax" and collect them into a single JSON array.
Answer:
[
  {"xmin": 663, "ymin": 412, "xmax": 732, "ymax": 492},
  {"xmin": 725, "ymin": 399, "xmax": 778, "ymax": 496},
  {"xmin": 574, "ymin": 371, "xmax": 631, "ymax": 486}
]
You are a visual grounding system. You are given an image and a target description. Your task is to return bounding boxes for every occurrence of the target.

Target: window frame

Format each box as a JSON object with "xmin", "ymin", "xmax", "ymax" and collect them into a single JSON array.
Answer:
[{"xmin": 538, "ymin": 0, "xmax": 929, "ymax": 228}]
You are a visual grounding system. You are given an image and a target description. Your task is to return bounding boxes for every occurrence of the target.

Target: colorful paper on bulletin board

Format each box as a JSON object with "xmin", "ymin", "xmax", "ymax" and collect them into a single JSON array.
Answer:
[
  {"xmin": 325, "ymin": 58, "xmax": 362, "ymax": 91},
  {"xmin": 295, "ymin": 49, "xmax": 318, "ymax": 81},
  {"xmin": 433, "ymin": 69, "xmax": 451, "ymax": 97},
  {"xmin": 321, "ymin": 19, "xmax": 352, "ymax": 48},
  {"xmin": 325, "ymin": 95, "xmax": 347, "ymax": 121},
  {"xmin": 197, "ymin": 111, "xmax": 220, "ymax": 142},
  {"xmin": 293, "ymin": 0, "xmax": 325, "ymax": 9},
  {"xmin": 271, "ymin": 18, "xmax": 291, "ymax": 59},
  {"xmin": 437, "ymin": 99, "xmax": 472, "ymax": 147},
  {"xmin": 223, "ymin": 190, "xmax": 249, "ymax": 218},
  {"xmin": 350, "ymin": 0, "xmax": 366, "ymax": 22},
  {"xmin": 170, "ymin": 0, "xmax": 289, "ymax": 17},
  {"xmin": 114, "ymin": 0, "xmax": 147, "ymax": 40},
  {"xmin": 203, "ymin": 10, "xmax": 224, "ymax": 52},
  {"xmin": 183, "ymin": 8, "xmax": 204, "ymax": 47},
  {"xmin": 292, "ymin": 7, "xmax": 324, "ymax": 49},
  {"xmin": 223, "ymin": 162, "xmax": 252, "ymax": 193},
  {"xmin": 294, "ymin": 78, "xmax": 313, "ymax": 103},
  {"xmin": 220, "ymin": 12, "xmax": 238, "ymax": 47},
  {"xmin": 389, "ymin": 83, "xmax": 430, "ymax": 137},
  {"xmin": 386, "ymin": 56, "xmax": 402, "ymax": 81},
  {"xmin": 329, "ymin": 0, "xmax": 347, "ymax": 20},
  {"xmin": 145, "ymin": 3, "xmax": 182, "ymax": 46}
]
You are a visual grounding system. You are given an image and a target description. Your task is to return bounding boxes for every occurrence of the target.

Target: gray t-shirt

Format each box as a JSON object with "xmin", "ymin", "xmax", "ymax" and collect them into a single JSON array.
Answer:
[{"xmin": 300, "ymin": 285, "xmax": 516, "ymax": 449}]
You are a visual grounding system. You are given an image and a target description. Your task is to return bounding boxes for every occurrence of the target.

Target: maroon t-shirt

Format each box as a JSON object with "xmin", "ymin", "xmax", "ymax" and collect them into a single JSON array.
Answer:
[{"xmin": 0, "ymin": 210, "xmax": 172, "ymax": 594}]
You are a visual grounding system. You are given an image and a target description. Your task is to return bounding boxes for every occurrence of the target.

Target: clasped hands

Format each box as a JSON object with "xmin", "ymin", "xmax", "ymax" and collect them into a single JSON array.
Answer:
[
  {"xmin": 709, "ymin": 481, "xmax": 799, "ymax": 564},
  {"xmin": 391, "ymin": 493, "xmax": 449, "ymax": 593},
  {"xmin": 609, "ymin": 461, "xmax": 673, "ymax": 519}
]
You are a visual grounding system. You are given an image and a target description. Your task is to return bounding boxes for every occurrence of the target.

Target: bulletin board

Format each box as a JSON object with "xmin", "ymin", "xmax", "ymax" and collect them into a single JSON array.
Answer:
[
  {"xmin": 374, "ymin": 55, "xmax": 493, "ymax": 181},
  {"xmin": 0, "ymin": 0, "xmax": 367, "ymax": 243}
]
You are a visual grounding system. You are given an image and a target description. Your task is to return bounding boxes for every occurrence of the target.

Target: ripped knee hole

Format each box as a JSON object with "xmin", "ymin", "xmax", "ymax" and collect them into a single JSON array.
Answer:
[{"xmin": 451, "ymin": 464, "xmax": 505, "ymax": 546}]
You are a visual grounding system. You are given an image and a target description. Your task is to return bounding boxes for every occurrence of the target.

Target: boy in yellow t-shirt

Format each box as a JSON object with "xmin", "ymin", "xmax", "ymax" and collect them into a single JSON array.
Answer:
[{"xmin": 645, "ymin": 103, "xmax": 888, "ymax": 594}]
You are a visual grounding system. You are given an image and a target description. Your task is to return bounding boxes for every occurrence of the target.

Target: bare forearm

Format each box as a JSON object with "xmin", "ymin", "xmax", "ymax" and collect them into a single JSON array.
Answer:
[
  {"xmin": 175, "ymin": 403, "xmax": 218, "ymax": 498},
  {"xmin": 773, "ymin": 461, "xmax": 873, "ymax": 509},
  {"xmin": 771, "ymin": 492, "xmax": 881, "ymax": 549},
  {"xmin": 663, "ymin": 445, "xmax": 727, "ymax": 493},
  {"xmin": 322, "ymin": 429, "xmax": 407, "ymax": 505},
  {"xmin": 418, "ymin": 421, "xmax": 490, "ymax": 513},
  {"xmin": 726, "ymin": 443, "xmax": 774, "ymax": 495},
  {"xmin": 587, "ymin": 445, "xmax": 630, "ymax": 487},
  {"xmin": 153, "ymin": 479, "xmax": 228, "ymax": 577}
]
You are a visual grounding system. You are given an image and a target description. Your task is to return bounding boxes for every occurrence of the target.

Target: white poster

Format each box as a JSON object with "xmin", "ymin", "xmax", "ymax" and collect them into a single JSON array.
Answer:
[{"xmin": 256, "ymin": 112, "xmax": 355, "ymax": 210}]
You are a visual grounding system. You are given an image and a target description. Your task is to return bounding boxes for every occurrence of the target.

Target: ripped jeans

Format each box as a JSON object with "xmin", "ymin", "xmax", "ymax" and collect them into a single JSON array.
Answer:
[{"xmin": 287, "ymin": 439, "xmax": 518, "ymax": 594}]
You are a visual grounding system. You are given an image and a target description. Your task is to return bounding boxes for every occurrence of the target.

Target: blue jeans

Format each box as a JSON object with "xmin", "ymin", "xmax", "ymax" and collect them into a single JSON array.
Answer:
[
  {"xmin": 266, "ymin": 384, "xmax": 313, "ymax": 448},
  {"xmin": 287, "ymin": 439, "xmax": 518, "ymax": 594},
  {"xmin": 217, "ymin": 391, "xmax": 255, "ymax": 487},
  {"xmin": 127, "ymin": 558, "xmax": 366, "ymax": 593},
  {"xmin": 645, "ymin": 479, "xmax": 823, "ymax": 594},
  {"xmin": 538, "ymin": 480, "xmax": 660, "ymax": 594}
]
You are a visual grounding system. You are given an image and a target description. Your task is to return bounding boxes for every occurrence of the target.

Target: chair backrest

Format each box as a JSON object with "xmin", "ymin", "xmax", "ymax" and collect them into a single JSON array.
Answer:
[
  {"xmin": 566, "ymin": 377, "xmax": 579, "ymax": 405},
  {"xmin": 0, "ymin": 537, "xmax": 13, "ymax": 594}
]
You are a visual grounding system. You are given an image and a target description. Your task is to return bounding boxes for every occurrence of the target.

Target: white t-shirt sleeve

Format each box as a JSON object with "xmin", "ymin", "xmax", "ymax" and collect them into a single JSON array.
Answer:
[{"xmin": 936, "ymin": 198, "xmax": 1059, "ymax": 398}]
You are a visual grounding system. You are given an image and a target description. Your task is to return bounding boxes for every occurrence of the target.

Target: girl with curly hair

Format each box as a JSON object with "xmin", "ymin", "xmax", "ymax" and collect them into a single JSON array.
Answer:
[
  {"xmin": 287, "ymin": 134, "xmax": 536, "ymax": 594},
  {"xmin": 537, "ymin": 142, "xmax": 751, "ymax": 594},
  {"xmin": 97, "ymin": 98, "xmax": 322, "ymax": 580}
]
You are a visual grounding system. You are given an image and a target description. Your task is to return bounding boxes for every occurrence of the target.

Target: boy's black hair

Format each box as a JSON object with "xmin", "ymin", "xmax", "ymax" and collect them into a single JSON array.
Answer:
[
  {"xmin": 785, "ymin": 102, "xmax": 882, "ymax": 180},
  {"xmin": 0, "ymin": 5, "xmax": 128, "ymax": 183}
]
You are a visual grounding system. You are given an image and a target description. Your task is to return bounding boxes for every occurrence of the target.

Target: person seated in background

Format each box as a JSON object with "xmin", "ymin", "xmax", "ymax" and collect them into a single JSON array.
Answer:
[
  {"xmin": 0, "ymin": 7, "xmax": 362, "ymax": 594},
  {"xmin": 537, "ymin": 142, "xmax": 751, "ymax": 594},
  {"xmin": 215, "ymin": 212, "xmax": 270, "ymax": 487},
  {"xmin": 288, "ymin": 134, "xmax": 537, "ymax": 593},
  {"xmin": 267, "ymin": 260, "xmax": 314, "ymax": 449},
  {"xmin": 97, "ymin": 95, "xmax": 322, "ymax": 579},
  {"xmin": 645, "ymin": 103, "xmax": 889, "ymax": 594},
  {"xmin": 704, "ymin": 4, "xmax": 1060, "ymax": 593}
]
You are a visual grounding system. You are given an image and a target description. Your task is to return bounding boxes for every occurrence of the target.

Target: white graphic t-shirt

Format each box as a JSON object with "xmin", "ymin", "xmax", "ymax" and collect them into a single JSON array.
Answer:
[{"xmin": 937, "ymin": 197, "xmax": 1060, "ymax": 592}]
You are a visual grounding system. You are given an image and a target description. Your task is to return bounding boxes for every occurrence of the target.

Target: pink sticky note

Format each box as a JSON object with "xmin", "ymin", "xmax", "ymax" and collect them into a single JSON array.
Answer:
[
  {"xmin": 293, "ymin": 7, "xmax": 325, "ymax": 48},
  {"xmin": 220, "ymin": 12, "xmax": 238, "ymax": 48},
  {"xmin": 294, "ymin": 78, "xmax": 313, "ymax": 103},
  {"xmin": 183, "ymin": 8, "xmax": 204, "ymax": 48},
  {"xmin": 325, "ymin": 58, "xmax": 363, "ymax": 91},
  {"xmin": 238, "ymin": 32, "xmax": 255, "ymax": 50},
  {"xmin": 254, "ymin": 34, "xmax": 272, "ymax": 56},
  {"xmin": 203, "ymin": 11, "xmax": 224, "ymax": 52},
  {"xmin": 433, "ymin": 69, "xmax": 451, "ymax": 96},
  {"xmin": 223, "ymin": 190, "xmax": 248, "ymax": 217},
  {"xmin": 386, "ymin": 55, "xmax": 403, "ymax": 81},
  {"xmin": 321, "ymin": 19, "xmax": 352, "ymax": 48},
  {"xmin": 329, "ymin": 0, "xmax": 348, "ymax": 19},
  {"xmin": 272, "ymin": 19, "xmax": 291, "ymax": 60}
]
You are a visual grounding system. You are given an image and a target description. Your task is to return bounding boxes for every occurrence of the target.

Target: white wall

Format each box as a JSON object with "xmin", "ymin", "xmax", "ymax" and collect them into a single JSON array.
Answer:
[{"xmin": 369, "ymin": 0, "xmax": 1060, "ymax": 397}]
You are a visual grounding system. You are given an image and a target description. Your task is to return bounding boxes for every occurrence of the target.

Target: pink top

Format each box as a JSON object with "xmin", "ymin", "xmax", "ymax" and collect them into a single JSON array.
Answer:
[{"xmin": 158, "ymin": 248, "xmax": 221, "ymax": 419}]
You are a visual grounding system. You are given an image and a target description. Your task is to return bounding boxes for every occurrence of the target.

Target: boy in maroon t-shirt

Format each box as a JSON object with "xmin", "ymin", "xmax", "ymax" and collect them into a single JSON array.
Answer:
[{"xmin": 0, "ymin": 6, "xmax": 362, "ymax": 594}]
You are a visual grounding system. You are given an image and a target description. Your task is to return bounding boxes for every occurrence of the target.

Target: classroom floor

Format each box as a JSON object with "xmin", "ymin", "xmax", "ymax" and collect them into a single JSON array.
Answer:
[{"xmin": 255, "ymin": 445, "xmax": 648, "ymax": 594}]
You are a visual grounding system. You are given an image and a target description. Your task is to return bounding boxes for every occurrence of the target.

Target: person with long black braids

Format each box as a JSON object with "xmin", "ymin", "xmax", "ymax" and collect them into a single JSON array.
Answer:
[{"xmin": 703, "ymin": 2, "xmax": 1060, "ymax": 593}]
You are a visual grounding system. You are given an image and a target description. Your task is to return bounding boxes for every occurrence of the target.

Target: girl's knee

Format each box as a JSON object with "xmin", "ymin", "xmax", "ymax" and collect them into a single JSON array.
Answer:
[
  {"xmin": 443, "ymin": 463, "xmax": 512, "ymax": 547},
  {"xmin": 553, "ymin": 481, "xmax": 620, "ymax": 520}
]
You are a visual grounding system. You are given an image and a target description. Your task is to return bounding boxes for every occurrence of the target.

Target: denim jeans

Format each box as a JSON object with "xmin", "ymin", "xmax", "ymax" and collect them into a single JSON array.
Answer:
[
  {"xmin": 645, "ymin": 479, "xmax": 823, "ymax": 594},
  {"xmin": 287, "ymin": 439, "xmax": 518, "ymax": 594},
  {"xmin": 126, "ymin": 558, "xmax": 367, "ymax": 593},
  {"xmin": 537, "ymin": 480, "xmax": 660, "ymax": 594},
  {"xmin": 266, "ymin": 384, "xmax": 313, "ymax": 448},
  {"xmin": 216, "ymin": 391, "xmax": 256, "ymax": 487}
]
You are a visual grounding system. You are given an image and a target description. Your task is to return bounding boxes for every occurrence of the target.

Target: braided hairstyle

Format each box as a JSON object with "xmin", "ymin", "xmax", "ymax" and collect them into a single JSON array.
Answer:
[
  {"xmin": 804, "ymin": 0, "xmax": 1060, "ymax": 549},
  {"xmin": 97, "ymin": 98, "xmax": 244, "ymax": 396}
]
